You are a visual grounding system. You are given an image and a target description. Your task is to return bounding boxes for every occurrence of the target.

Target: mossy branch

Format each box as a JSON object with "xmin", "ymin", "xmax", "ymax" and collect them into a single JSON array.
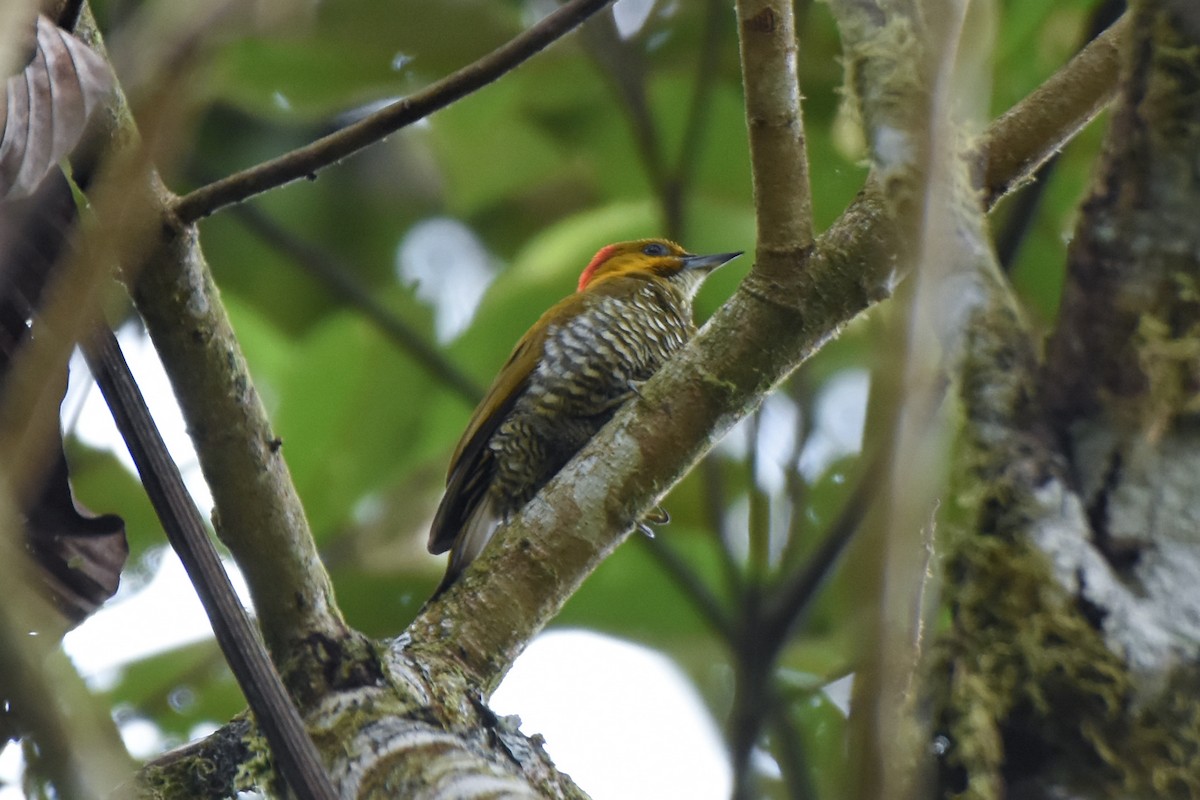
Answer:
[
  {"xmin": 54, "ymin": 3, "xmax": 1131, "ymax": 796},
  {"xmin": 406, "ymin": 13, "xmax": 1128, "ymax": 693}
]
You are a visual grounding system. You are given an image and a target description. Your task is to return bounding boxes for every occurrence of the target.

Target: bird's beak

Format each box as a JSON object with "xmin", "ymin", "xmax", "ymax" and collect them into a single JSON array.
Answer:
[{"xmin": 681, "ymin": 251, "xmax": 743, "ymax": 272}]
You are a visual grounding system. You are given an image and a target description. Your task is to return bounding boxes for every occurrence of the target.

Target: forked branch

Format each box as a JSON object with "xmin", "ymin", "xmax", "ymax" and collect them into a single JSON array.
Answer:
[{"xmin": 173, "ymin": 0, "xmax": 615, "ymax": 222}]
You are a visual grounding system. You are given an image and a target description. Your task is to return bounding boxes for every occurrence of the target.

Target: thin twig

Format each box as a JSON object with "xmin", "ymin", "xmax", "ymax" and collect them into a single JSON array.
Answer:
[
  {"xmin": 746, "ymin": 408, "xmax": 772, "ymax": 584},
  {"xmin": 769, "ymin": 698, "xmax": 817, "ymax": 800},
  {"xmin": 702, "ymin": 456, "xmax": 744, "ymax": 599},
  {"xmin": 637, "ymin": 534, "xmax": 735, "ymax": 643},
  {"xmin": 173, "ymin": 0, "xmax": 615, "ymax": 223},
  {"xmin": 81, "ymin": 327, "xmax": 340, "ymax": 800},
  {"xmin": 776, "ymin": 374, "xmax": 815, "ymax": 573},
  {"xmin": 231, "ymin": 202, "xmax": 483, "ymax": 406},
  {"xmin": 585, "ymin": 0, "xmax": 728, "ymax": 240},
  {"xmin": 672, "ymin": 0, "xmax": 727, "ymax": 209},
  {"xmin": 761, "ymin": 454, "xmax": 880, "ymax": 651},
  {"xmin": 580, "ymin": 18, "xmax": 671, "ymax": 213}
]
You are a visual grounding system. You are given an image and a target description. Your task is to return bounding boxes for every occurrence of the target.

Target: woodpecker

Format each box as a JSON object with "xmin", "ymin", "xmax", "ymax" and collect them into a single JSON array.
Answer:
[{"xmin": 428, "ymin": 238, "xmax": 742, "ymax": 592}]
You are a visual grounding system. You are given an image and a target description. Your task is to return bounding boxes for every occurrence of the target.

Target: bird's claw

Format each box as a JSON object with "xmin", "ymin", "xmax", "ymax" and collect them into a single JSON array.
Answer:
[{"xmin": 637, "ymin": 505, "xmax": 670, "ymax": 536}]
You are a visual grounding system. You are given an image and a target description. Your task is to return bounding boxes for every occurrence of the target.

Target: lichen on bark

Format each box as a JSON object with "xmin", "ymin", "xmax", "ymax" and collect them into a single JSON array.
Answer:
[{"xmin": 931, "ymin": 4, "xmax": 1200, "ymax": 796}]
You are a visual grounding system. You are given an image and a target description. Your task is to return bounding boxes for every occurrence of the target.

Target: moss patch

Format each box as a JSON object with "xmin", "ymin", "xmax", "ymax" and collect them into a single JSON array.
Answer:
[{"xmin": 932, "ymin": 458, "xmax": 1200, "ymax": 799}]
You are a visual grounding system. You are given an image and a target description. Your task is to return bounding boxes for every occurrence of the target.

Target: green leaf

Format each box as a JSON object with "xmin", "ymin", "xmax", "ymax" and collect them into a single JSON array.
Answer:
[
  {"xmin": 208, "ymin": 0, "xmax": 522, "ymax": 120},
  {"xmin": 104, "ymin": 639, "xmax": 242, "ymax": 740},
  {"xmin": 556, "ymin": 525, "xmax": 731, "ymax": 644},
  {"xmin": 64, "ymin": 439, "xmax": 164, "ymax": 564},
  {"xmin": 781, "ymin": 680, "xmax": 851, "ymax": 799},
  {"xmin": 273, "ymin": 309, "xmax": 454, "ymax": 538}
]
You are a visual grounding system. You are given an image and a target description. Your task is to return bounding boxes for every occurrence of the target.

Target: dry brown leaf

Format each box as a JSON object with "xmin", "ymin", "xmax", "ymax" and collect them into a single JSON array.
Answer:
[{"xmin": 0, "ymin": 15, "xmax": 113, "ymax": 199}]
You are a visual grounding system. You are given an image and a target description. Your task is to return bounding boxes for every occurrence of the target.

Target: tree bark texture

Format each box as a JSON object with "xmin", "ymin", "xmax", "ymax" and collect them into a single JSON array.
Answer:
[
  {"xmin": 933, "ymin": 2, "xmax": 1200, "ymax": 798},
  {"xmin": 41, "ymin": 1, "xmax": 1173, "ymax": 797}
]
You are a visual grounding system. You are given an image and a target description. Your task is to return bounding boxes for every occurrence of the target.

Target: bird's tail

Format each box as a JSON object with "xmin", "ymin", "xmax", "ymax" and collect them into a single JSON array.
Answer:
[{"xmin": 430, "ymin": 494, "xmax": 501, "ymax": 598}]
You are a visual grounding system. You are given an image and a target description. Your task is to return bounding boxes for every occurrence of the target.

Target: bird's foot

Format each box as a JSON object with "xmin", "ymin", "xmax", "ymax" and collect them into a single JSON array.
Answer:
[{"xmin": 636, "ymin": 505, "xmax": 670, "ymax": 537}]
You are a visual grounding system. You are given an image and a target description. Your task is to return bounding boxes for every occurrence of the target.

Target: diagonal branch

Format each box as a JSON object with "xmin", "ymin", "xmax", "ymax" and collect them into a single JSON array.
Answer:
[
  {"xmin": 406, "ymin": 12, "xmax": 1130, "ymax": 697},
  {"xmin": 133, "ymin": 206, "xmax": 351, "ymax": 658},
  {"xmin": 82, "ymin": 326, "xmax": 339, "ymax": 800},
  {"xmin": 231, "ymin": 202, "xmax": 483, "ymax": 405},
  {"xmin": 979, "ymin": 14, "xmax": 1127, "ymax": 206},
  {"xmin": 172, "ymin": 0, "xmax": 615, "ymax": 223},
  {"xmin": 69, "ymin": 4, "xmax": 348, "ymax": 666}
]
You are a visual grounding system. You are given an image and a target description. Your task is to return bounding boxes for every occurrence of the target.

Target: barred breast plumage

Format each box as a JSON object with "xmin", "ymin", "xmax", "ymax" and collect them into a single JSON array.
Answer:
[{"xmin": 427, "ymin": 239, "xmax": 741, "ymax": 593}]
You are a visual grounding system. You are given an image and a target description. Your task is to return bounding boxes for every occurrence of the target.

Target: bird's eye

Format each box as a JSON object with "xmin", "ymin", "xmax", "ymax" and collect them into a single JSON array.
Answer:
[{"xmin": 642, "ymin": 243, "xmax": 669, "ymax": 256}]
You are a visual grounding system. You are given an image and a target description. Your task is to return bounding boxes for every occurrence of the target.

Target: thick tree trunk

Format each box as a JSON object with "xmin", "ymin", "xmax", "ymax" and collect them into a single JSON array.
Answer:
[
  {"xmin": 933, "ymin": 2, "xmax": 1200, "ymax": 798},
  {"xmin": 30, "ymin": 1, "xmax": 1157, "ymax": 797}
]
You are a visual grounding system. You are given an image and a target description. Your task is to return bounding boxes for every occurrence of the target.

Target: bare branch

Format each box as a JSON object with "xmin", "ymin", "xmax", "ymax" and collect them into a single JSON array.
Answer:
[
  {"xmin": 135, "ymin": 212, "xmax": 352, "ymax": 655},
  {"xmin": 736, "ymin": 0, "xmax": 815, "ymax": 272},
  {"xmin": 980, "ymin": 14, "xmax": 1127, "ymax": 206},
  {"xmin": 231, "ymin": 202, "xmax": 483, "ymax": 405},
  {"xmin": 172, "ymin": 0, "xmax": 615, "ymax": 223},
  {"xmin": 82, "ymin": 327, "xmax": 339, "ymax": 800},
  {"xmin": 406, "ymin": 0, "xmax": 1124, "ymax": 700},
  {"xmin": 69, "ymin": 0, "xmax": 348, "ymax": 672}
]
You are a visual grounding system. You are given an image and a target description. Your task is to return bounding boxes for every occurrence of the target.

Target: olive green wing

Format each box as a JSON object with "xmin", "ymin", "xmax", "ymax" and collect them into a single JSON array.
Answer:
[{"xmin": 427, "ymin": 294, "xmax": 586, "ymax": 556}]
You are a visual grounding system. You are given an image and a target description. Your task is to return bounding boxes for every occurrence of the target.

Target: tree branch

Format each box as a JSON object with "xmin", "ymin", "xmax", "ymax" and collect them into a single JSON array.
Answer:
[
  {"xmin": 933, "ymin": 5, "xmax": 1200, "ymax": 794},
  {"xmin": 50, "ymin": 1, "xmax": 1132, "ymax": 791},
  {"xmin": 1040, "ymin": 0, "xmax": 1200, "ymax": 683},
  {"xmin": 71, "ymin": 4, "xmax": 348, "ymax": 665},
  {"xmin": 979, "ymin": 14, "xmax": 1127, "ymax": 206},
  {"xmin": 736, "ymin": 0, "xmax": 815, "ymax": 271},
  {"xmin": 134, "ymin": 209, "xmax": 351, "ymax": 658},
  {"xmin": 81, "ymin": 327, "xmax": 338, "ymax": 800},
  {"xmin": 993, "ymin": 0, "xmax": 1126, "ymax": 272},
  {"xmin": 231, "ymin": 202, "xmax": 483, "ymax": 406},
  {"xmin": 172, "ymin": 0, "xmax": 616, "ymax": 223},
  {"xmin": 406, "ymin": 0, "xmax": 1127, "ymax": 700}
]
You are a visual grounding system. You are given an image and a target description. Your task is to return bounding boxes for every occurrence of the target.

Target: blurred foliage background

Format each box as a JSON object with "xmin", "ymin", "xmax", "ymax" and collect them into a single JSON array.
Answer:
[{"xmin": 50, "ymin": 0, "xmax": 1111, "ymax": 796}]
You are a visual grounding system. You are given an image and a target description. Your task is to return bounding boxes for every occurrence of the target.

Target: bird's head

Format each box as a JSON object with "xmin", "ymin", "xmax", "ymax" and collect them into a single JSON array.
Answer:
[{"xmin": 577, "ymin": 239, "xmax": 742, "ymax": 299}]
